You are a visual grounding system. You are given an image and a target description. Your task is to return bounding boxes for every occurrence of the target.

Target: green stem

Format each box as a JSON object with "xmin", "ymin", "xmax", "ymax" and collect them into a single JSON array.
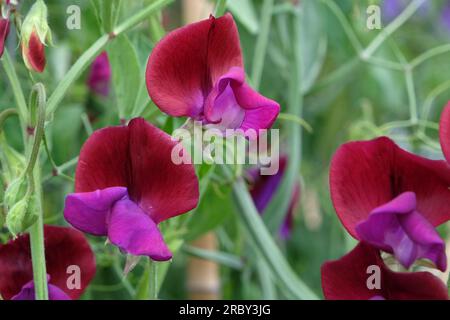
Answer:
[
  {"xmin": 46, "ymin": 0, "xmax": 173, "ymax": 117},
  {"xmin": 25, "ymin": 84, "xmax": 46, "ymax": 176},
  {"xmin": 149, "ymin": 260, "xmax": 158, "ymax": 300},
  {"xmin": 405, "ymin": 69, "xmax": 418, "ymax": 124},
  {"xmin": 230, "ymin": 177, "xmax": 317, "ymax": 299},
  {"xmin": 29, "ymin": 161, "xmax": 48, "ymax": 300},
  {"xmin": 320, "ymin": 0, "xmax": 362, "ymax": 54},
  {"xmin": 1, "ymin": 51, "xmax": 29, "ymax": 134},
  {"xmin": 410, "ymin": 43, "xmax": 450, "ymax": 69},
  {"xmin": 361, "ymin": 0, "xmax": 426, "ymax": 58},
  {"xmin": 0, "ymin": 109, "xmax": 18, "ymax": 129},
  {"xmin": 263, "ymin": 10, "xmax": 301, "ymax": 232},
  {"xmin": 214, "ymin": 0, "xmax": 228, "ymax": 17},
  {"xmin": 26, "ymin": 83, "xmax": 48, "ymax": 300},
  {"xmin": 251, "ymin": 0, "xmax": 274, "ymax": 90}
]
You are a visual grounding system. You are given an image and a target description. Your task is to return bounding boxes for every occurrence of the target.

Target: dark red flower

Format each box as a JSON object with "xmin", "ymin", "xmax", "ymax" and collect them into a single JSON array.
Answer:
[
  {"xmin": 321, "ymin": 242, "xmax": 449, "ymax": 300},
  {"xmin": 64, "ymin": 118, "xmax": 199, "ymax": 261},
  {"xmin": 146, "ymin": 14, "xmax": 279, "ymax": 134},
  {"xmin": 0, "ymin": 225, "xmax": 96, "ymax": 300},
  {"xmin": 329, "ymin": 136, "xmax": 450, "ymax": 270}
]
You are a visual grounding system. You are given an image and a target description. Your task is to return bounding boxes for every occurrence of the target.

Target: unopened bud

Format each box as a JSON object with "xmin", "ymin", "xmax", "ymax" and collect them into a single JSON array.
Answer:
[
  {"xmin": 0, "ymin": 15, "xmax": 9, "ymax": 58},
  {"xmin": 20, "ymin": 0, "xmax": 52, "ymax": 72},
  {"xmin": 6, "ymin": 195, "xmax": 38, "ymax": 236},
  {"xmin": 3, "ymin": 176, "xmax": 27, "ymax": 210}
]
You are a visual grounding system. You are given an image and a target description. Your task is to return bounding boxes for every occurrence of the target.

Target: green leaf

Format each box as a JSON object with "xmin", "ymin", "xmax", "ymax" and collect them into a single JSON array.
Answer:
[
  {"xmin": 107, "ymin": 35, "xmax": 142, "ymax": 120},
  {"xmin": 185, "ymin": 180, "xmax": 234, "ymax": 241}
]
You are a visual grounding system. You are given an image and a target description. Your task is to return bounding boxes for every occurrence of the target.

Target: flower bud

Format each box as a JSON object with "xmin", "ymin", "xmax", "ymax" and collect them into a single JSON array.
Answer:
[
  {"xmin": 3, "ymin": 176, "xmax": 27, "ymax": 211},
  {"xmin": 6, "ymin": 195, "xmax": 38, "ymax": 237},
  {"xmin": 20, "ymin": 0, "xmax": 52, "ymax": 73},
  {"xmin": 0, "ymin": 15, "xmax": 10, "ymax": 58},
  {"xmin": 0, "ymin": 133, "xmax": 26, "ymax": 185}
]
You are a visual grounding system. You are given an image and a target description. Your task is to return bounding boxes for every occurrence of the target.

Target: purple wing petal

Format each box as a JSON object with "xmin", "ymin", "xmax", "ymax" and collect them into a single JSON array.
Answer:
[
  {"xmin": 356, "ymin": 192, "xmax": 447, "ymax": 271},
  {"xmin": 107, "ymin": 198, "xmax": 172, "ymax": 261},
  {"xmin": 11, "ymin": 280, "xmax": 71, "ymax": 300},
  {"xmin": 64, "ymin": 187, "xmax": 128, "ymax": 236}
]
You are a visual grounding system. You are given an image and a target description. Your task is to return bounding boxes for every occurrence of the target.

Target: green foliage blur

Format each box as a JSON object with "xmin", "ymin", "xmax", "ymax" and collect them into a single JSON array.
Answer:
[{"xmin": 1, "ymin": 0, "xmax": 450, "ymax": 299}]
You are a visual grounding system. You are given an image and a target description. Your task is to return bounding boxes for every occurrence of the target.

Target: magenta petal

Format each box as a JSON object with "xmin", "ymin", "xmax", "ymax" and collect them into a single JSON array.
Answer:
[
  {"xmin": 204, "ymin": 67, "xmax": 280, "ymax": 132},
  {"xmin": 108, "ymin": 199, "xmax": 172, "ymax": 261},
  {"xmin": 0, "ymin": 17, "xmax": 10, "ymax": 58},
  {"xmin": 356, "ymin": 192, "xmax": 447, "ymax": 271},
  {"xmin": 11, "ymin": 280, "xmax": 71, "ymax": 300},
  {"xmin": 64, "ymin": 187, "xmax": 128, "ymax": 236}
]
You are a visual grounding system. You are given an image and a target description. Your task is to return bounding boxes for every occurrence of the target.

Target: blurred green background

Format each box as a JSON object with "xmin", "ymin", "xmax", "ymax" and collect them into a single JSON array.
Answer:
[{"xmin": 1, "ymin": 0, "xmax": 450, "ymax": 299}]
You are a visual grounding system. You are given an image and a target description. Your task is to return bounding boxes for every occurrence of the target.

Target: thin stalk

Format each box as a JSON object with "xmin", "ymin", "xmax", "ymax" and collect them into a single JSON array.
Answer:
[
  {"xmin": 251, "ymin": 0, "xmax": 274, "ymax": 90},
  {"xmin": 1, "ymin": 51, "xmax": 29, "ymax": 134},
  {"xmin": 230, "ymin": 177, "xmax": 317, "ymax": 299},
  {"xmin": 410, "ymin": 44, "xmax": 450, "ymax": 69},
  {"xmin": 29, "ymin": 162, "xmax": 48, "ymax": 300},
  {"xmin": 405, "ymin": 69, "xmax": 418, "ymax": 124},
  {"xmin": 148, "ymin": 260, "xmax": 158, "ymax": 300},
  {"xmin": 362, "ymin": 0, "xmax": 426, "ymax": 58},
  {"xmin": 26, "ymin": 83, "xmax": 48, "ymax": 300},
  {"xmin": 214, "ymin": 0, "xmax": 228, "ymax": 17}
]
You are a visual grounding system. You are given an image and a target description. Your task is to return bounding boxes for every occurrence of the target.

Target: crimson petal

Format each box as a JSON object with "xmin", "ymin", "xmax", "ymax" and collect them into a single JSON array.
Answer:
[
  {"xmin": 146, "ymin": 14, "xmax": 243, "ymax": 118},
  {"xmin": 330, "ymin": 136, "xmax": 450, "ymax": 237},
  {"xmin": 22, "ymin": 30, "xmax": 46, "ymax": 73},
  {"xmin": 75, "ymin": 125, "xmax": 129, "ymax": 193},
  {"xmin": 0, "ymin": 226, "xmax": 95, "ymax": 300},
  {"xmin": 74, "ymin": 118, "xmax": 199, "ymax": 223},
  {"xmin": 321, "ymin": 242, "xmax": 449, "ymax": 300},
  {"xmin": 0, "ymin": 17, "xmax": 10, "ymax": 58}
]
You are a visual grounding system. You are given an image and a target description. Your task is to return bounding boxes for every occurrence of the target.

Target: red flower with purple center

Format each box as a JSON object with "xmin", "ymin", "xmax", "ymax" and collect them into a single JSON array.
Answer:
[
  {"xmin": 146, "ymin": 14, "xmax": 280, "ymax": 134},
  {"xmin": 63, "ymin": 118, "xmax": 199, "ymax": 261},
  {"xmin": 0, "ymin": 226, "xmax": 96, "ymax": 300},
  {"xmin": 329, "ymin": 136, "xmax": 450, "ymax": 272}
]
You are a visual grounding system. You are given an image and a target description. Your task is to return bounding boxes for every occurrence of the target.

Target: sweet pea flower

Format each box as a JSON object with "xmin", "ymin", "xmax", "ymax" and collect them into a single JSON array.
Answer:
[
  {"xmin": 330, "ymin": 137, "xmax": 450, "ymax": 271},
  {"xmin": 87, "ymin": 51, "xmax": 111, "ymax": 97},
  {"xmin": 0, "ymin": 15, "xmax": 9, "ymax": 58},
  {"xmin": 248, "ymin": 156, "xmax": 299, "ymax": 239},
  {"xmin": 321, "ymin": 242, "xmax": 449, "ymax": 300},
  {"xmin": 146, "ymin": 14, "xmax": 280, "ymax": 135},
  {"xmin": 0, "ymin": 225, "xmax": 96, "ymax": 300},
  {"xmin": 64, "ymin": 118, "xmax": 199, "ymax": 261}
]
